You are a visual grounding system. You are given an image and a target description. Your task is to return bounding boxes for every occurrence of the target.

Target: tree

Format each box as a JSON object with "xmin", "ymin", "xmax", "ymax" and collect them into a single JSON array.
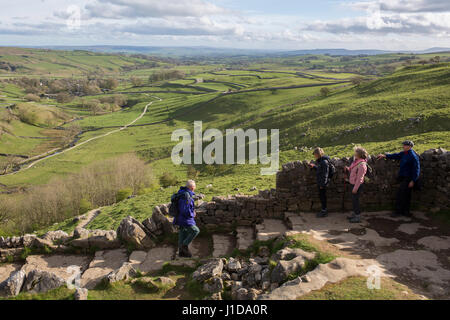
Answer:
[
  {"xmin": 56, "ymin": 92, "xmax": 73, "ymax": 103},
  {"xmin": 0, "ymin": 156, "xmax": 20, "ymax": 174},
  {"xmin": 130, "ymin": 76, "xmax": 143, "ymax": 87},
  {"xmin": 351, "ymin": 76, "xmax": 364, "ymax": 86},
  {"xmin": 320, "ymin": 87, "xmax": 331, "ymax": 97},
  {"xmin": 24, "ymin": 93, "xmax": 40, "ymax": 102}
]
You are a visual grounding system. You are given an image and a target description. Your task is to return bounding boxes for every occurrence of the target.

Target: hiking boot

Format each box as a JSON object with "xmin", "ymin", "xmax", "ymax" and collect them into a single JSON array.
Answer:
[
  {"xmin": 178, "ymin": 247, "xmax": 188, "ymax": 258},
  {"xmin": 183, "ymin": 245, "xmax": 193, "ymax": 258},
  {"xmin": 316, "ymin": 209, "xmax": 328, "ymax": 218},
  {"xmin": 349, "ymin": 215, "xmax": 361, "ymax": 223}
]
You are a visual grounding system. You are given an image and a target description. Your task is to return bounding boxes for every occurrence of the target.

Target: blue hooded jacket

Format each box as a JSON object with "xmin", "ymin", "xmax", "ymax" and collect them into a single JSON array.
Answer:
[
  {"xmin": 386, "ymin": 149, "xmax": 420, "ymax": 182},
  {"xmin": 174, "ymin": 186, "xmax": 196, "ymax": 227}
]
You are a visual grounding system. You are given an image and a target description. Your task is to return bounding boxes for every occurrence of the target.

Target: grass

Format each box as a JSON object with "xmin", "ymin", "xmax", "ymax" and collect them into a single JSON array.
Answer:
[{"xmin": 298, "ymin": 277, "xmax": 425, "ymax": 300}]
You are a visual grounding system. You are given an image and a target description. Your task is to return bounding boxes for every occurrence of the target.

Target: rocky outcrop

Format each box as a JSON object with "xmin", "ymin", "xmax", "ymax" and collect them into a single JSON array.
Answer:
[
  {"xmin": 117, "ymin": 216, "xmax": 155, "ymax": 250},
  {"xmin": 106, "ymin": 262, "xmax": 137, "ymax": 284},
  {"xmin": 0, "ymin": 270, "xmax": 26, "ymax": 296},
  {"xmin": 74, "ymin": 287, "xmax": 88, "ymax": 300},
  {"xmin": 22, "ymin": 269, "xmax": 66, "ymax": 294},
  {"xmin": 71, "ymin": 229, "xmax": 121, "ymax": 250},
  {"xmin": 193, "ymin": 259, "xmax": 224, "ymax": 282}
]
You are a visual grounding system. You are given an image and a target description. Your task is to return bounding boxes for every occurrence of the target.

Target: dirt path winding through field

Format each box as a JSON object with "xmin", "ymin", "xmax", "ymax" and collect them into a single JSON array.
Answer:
[{"xmin": 2, "ymin": 96, "xmax": 162, "ymax": 176}]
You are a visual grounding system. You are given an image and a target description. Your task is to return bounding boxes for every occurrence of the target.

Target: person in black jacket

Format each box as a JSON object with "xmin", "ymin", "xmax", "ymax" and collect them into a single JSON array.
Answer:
[
  {"xmin": 309, "ymin": 147, "xmax": 332, "ymax": 218},
  {"xmin": 377, "ymin": 140, "xmax": 421, "ymax": 217}
]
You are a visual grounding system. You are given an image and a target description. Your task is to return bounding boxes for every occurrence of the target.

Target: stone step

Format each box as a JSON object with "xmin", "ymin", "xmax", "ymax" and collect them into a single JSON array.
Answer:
[
  {"xmin": 22, "ymin": 254, "xmax": 91, "ymax": 284},
  {"xmin": 255, "ymin": 219, "xmax": 288, "ymax": 241},
  {"xmin": 80, "ymin": 249, "xmax": 128, "ymax": 289},
  {"xmin": 236, "ymin": 226, "xmax": 255, "ymax": 251},
  {"xmin": 212, "ymin": 234, "xmax": 236, "ymax": 258},
  {"xmin": 129, "ymin": 245, "xmax": 175, "ymax": 273}
]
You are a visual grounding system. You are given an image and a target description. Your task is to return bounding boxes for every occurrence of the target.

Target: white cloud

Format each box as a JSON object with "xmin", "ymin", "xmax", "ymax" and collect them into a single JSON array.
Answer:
[{"xmin": 82, "ymin": 0, "xmax": 230, "ymax": 19}]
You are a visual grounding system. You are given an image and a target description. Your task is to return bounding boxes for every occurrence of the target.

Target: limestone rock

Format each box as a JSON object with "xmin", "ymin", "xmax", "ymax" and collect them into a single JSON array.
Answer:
[
  {"xmin": 154, "ymin": 277, "xmax": 175, "ymax": 287},
  {"xmin": 42, "ymin": 230, "xmax": 69, "ymax": 243},
  {"xmin": 117, "ymin": 216, "xmax": 154, "ymax": 250},
  {"xmin": 271, "ymin": 256, "xmax": 309, "ymax": 284},
  {"xmin": 22, "ymin": 269, "xmax": 66, "ymax": 294},
  {"xmin": 107, "ymin": 262, "xmax": 137, "ymax": 283},
  {"xmin": 0, "ymin": 270, "xmax": 26, "ymax": 296},
  {"xmin": 203, "ymin": 277, "xmax": 224, "ymax": 293},
  {"xmin": 193, "ymin": 259, "xmax": 224, "ymax": 282},
  {"xmin": 225, "ymin": 257, "xmax": 241, "ymax": 272},
  {"xmin": 74, "ymin": 227, "xmax": 89, "ymax": 239},
  {"xmin": 74, "ymin": 287, "xmax": 88, "ymax": 300}
]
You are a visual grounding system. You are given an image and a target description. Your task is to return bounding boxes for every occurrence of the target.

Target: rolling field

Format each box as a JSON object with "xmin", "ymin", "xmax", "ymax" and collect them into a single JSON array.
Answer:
[{"xmin": 0, "ymin": 48, "xmax": 449, "ymax": 235}]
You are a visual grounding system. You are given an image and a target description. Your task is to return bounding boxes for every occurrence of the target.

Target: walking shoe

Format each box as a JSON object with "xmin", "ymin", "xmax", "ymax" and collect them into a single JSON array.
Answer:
[
  {"xmin": 347, "ymin": 213, "xmax": 356, "ymax": 220},
  {"xmin": 349, "ymin": 215, "xmax": 361, "ymax": 223},
  {"xmin": 316, "ymin": 209, "xmax": 328, "ymax": 218},
  {"xmin": 183, "ymin": 245, "xmax": 193, "ymax": 258}
]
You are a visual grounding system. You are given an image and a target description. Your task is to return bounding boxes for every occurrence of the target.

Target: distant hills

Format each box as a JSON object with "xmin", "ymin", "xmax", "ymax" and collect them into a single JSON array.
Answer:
[{"xmin": 21, "ymin": 45, "xmax": 450, "ymax": 57}]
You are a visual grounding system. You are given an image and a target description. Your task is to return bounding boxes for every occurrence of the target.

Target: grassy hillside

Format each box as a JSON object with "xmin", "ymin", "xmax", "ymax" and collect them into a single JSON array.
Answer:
[{"xmin": 0, "ymin": 48, "xmax": 448, "ymax": 235}]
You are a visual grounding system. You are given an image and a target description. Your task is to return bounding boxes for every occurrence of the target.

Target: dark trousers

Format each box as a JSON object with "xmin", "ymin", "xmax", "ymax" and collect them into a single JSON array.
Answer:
[
  {"xmin": 178, "ymin": 225, "xmax": 200, "ymax": 247},
  {"xmin": 351, "ymin": 184, "xmax": 363, "ymax": 215},
  {"xmin": 396, "ymin": 177, "xmax": 412, "ymax": 216},
  {"xmin": 318, "ymin": 187, "xmax": 327, "ymax": 210}
]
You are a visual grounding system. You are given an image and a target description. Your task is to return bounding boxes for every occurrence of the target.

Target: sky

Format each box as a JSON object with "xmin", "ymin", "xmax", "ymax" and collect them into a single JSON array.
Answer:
[{"xmin": 1, "ymin": 0, "xmax": 449, "ymax": 50}]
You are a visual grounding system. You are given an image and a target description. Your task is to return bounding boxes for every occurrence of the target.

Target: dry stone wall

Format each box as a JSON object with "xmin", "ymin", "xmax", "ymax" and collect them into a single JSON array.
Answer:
[{"xmin": 194, "ymin": 148, "xmax": 449, "ymax": 229}]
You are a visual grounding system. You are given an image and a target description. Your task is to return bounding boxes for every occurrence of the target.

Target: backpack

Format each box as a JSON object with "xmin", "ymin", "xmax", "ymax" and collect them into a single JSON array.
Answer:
[
  {"xmin": 169, "ymin": 191, "xmax": 191, "ymax": 218},
  {"xmin": 328, "ymin": 162, "xmax": 336, "ymax": 179},
  {"xmin": 356, "ymin": 161, "xmax": 374, "ymax": 183}
]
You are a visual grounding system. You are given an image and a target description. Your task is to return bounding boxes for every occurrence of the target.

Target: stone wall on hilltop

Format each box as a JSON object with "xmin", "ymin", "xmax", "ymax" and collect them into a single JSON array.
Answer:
[{"xmin": 194, "ymin": 148, "xmax": 449, "ymax": 229}]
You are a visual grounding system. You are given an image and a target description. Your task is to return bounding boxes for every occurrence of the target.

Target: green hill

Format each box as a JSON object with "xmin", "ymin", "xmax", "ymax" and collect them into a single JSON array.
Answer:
[{"xmin": 0, "ymin": 48, "xmax": 449, "ymax": 235}]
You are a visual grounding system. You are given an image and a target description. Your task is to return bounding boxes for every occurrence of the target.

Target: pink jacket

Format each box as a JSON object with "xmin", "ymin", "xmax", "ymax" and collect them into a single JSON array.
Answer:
[{"xmin": 348, "ymin": 159, "xmax": 367, "ymax": 192}]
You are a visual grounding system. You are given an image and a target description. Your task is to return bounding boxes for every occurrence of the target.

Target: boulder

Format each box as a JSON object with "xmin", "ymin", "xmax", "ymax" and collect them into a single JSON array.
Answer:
[
  {"xmin": 203, "ymin": 277, "xmax": 224, "ymax": 293},
  {"xmin": 106, "ymin": 262, "xmax": 137, "ymax": 283},
  {"xmin": 117, "ymin": 216, "xmax": 155, "ymax": 250},
  {"xmin": 225, "ymin": 257, "xmax": 241, "ymax": 272},
  {"xmin": 74, "ymin": 287, "xmax": 88, "ymax": 300},
  {"xmin": 88, "ymin": 230, "xmax": 121, "ymax": 250},
  {"xmin": 22, "ymin": 269, "xmax": 66, "ymax": 294},
  {"xmin": 42, "ymin": 230, "xmax": 69, "ymax": 243},
  {"xmin": 273, "ymin": 248, "xmax": 316, "ymax": 261},
  {"xmin": 0, "ymin": 270, "xmax": 26, "ymax": 296},
  {"xmin": 154, "ymin": 277, "xmax": 175, "ymax": 287},
  {"xmin": 271, "ymin": 256, "xmax": 309, "ymax": 284},
  {"xmin": 192, "ymin": 259, "xmax": 224, "ymax": 282},
  {"xmin": 73, "ymin": 227, "xmax": 89, "ymax": 239}
]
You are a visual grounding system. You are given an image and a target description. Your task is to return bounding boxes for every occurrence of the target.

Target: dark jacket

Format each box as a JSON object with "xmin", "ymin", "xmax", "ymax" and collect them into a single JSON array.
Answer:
[
  {"xmin": 386, "ymin": 149, "xmax": 420, "ymax": 182},
  {"xmin": 315, "ymin": 155, "xmax": 331, "ymax": 188},
  {"xmin": 174, "ymin": 187, "xmax": 196, "ymax": 227}
]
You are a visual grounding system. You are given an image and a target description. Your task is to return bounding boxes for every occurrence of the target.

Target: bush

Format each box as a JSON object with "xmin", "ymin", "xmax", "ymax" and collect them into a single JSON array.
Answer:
[
  {"xmin": 159, "ymin": 172, "xmax": 178, "ymax": 188},
  {"xmin": 56, "ymin": 93, "xmax": 73, "ymax": 104},
  {"xmin": 24, "ymin": 94, "xmax": 40, "ymax": 102},
  {"xmin": 79, "ymin": 198, "xmax": 92, "ymax": 214},
  {"xmin": 116, "ymin": 188, "xmax": 133, "ymax": 202},
  {"xmin": 187, "ymin": 165, "xmax": 200, "ymax": 180},
  {"xmin": 0, "ymin": 154, "xmax": 154, "ymax": 234}
]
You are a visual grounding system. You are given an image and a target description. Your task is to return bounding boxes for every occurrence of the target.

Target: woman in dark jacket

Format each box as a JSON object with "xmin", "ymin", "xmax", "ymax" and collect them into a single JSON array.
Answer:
[{"xmin": 309, "ymin": 147, "xmax": 332, "ymax": 218}]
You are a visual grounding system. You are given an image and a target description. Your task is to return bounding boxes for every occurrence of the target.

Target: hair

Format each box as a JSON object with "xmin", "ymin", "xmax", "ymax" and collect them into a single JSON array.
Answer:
[
  {"xmin": 186, "ymin": 180, "xmax": 196, "ymax": 188},
  {"xmin": 313, "ymin": 147, "xmax": 324, "ymax": 157},
  {"xmin": 354, "ymin": 146, "xmax": 368, "ymax": 159}
]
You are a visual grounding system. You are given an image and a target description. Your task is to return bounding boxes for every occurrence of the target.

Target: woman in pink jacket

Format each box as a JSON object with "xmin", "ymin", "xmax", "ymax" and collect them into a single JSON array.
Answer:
[{"xmin": 345, "ymin": 147, "xmax": 368, "ymax": 223}]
